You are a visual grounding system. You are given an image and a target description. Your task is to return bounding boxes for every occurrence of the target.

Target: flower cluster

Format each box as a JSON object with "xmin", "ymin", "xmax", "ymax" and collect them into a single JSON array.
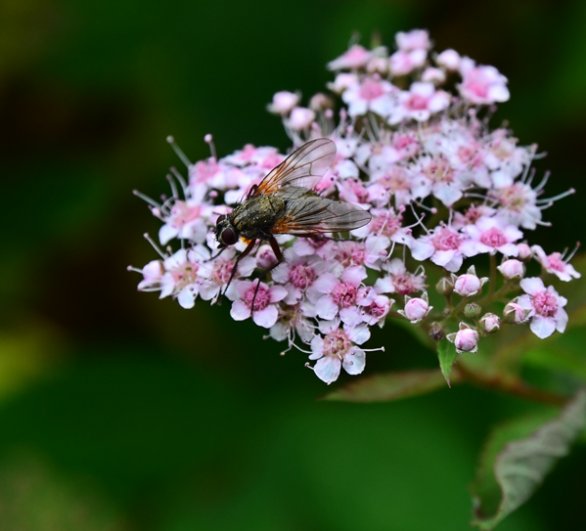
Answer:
[{"xmin": 130, "ymin": 29, "xmax": 580, "ymax": 384}]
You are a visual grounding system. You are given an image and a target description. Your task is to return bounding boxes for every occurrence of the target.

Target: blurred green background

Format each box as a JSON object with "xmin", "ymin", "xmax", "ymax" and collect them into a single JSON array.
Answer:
[{"xmin": 1, "ymin": 0, "xmax": 585, "ymax": 529}]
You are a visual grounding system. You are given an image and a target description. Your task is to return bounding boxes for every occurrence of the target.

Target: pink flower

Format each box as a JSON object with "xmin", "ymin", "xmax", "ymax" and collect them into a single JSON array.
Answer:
[
  {"xmin": 399, "ymin": 295, "xmax": 432, "ymax": 323},
  {"xmin": 158, "ymin": 198, "xmax": 209, "ymax": 245},
  {"xmin": 396, "ymin": 29, "xmax": 431, "ymax": 51},
  {"xmin": 480, "ymin": 313, "xmax": 501, "ymax": 333},
  {"xmin": 503, "ymin": 300, "xmax": 532, "ymax": 324},
  {"xmin": 160, "ymin": 247, "xmax": 210, "ymax": 309},
  {"xmin": 271, "ymin": 253, "xmax": 325, "ymax": 304},
  {"xmin": 228, "ymin": 280, "xmax": 287, "ymax": 328},
  {"xmin": 267, "ymin": 91, "xmax": 300, "ymax": 115},
  {"xmin": 328, "ymin": 44, "xmax": 372, "ymax": 71},
  {"xmin": 461, "ymin": 217, "xmax": 523, "ymax": 257},
  {"xmin": 390, "ymin": 82, "xmax": 450, "ymax": 124},
  {"xmin": 375, "ymin": 259, "xmax": 426, "ymax": 296},
  {"xmin": 532, "ymin": 245, "xmax": 581, "ymax": 282},
  {"xmin": 356, "ymin": 287, "xmax": 393, "ymax": 326},
  {"xmin": 309, "ymin": 327, "xmax": 368, "ymax": 384},
  {"xmin": 491, "ymin": 183, "xmax": 541, "ymax": 229},
  {"xmin": 312, "ymin": 266, "xmax": 367, "ymax": 324},
  {"xmin": 389, "ymin": 48, "xmax": 427, "ymax": 76},
  {"xmin": 436, "ymin": 49, "xmax": 461, "ymax": 70},
  {"xmin": 517, "ymin": 277, "xmax": 568, "ymax": 338},
  {"xmin": 286, "ymin": 107, "xmax": 315, "ymax": 131},
  {"xmin": 270, "ymin": 304, "xmax": 315, "ymax": 346},
  {"xmin": 137, "ymin": 260, "xmax": 164, "ymax": 291},
  {"xmin": 459, "ymin": 59, "xmax": 510, "ymax": 104},
  {"xmin": 198, "ymin": 248, "xmax": 255, "ymax": 302},
  {"xmin": 342, "ymin": 77, "xmax": 396, "ymax": 117},
  {"xmin": 453, "ymin": 267, "xmax": 487, "ymax": 297},
  {"xmin": 497, "ymin": 259, "xmax": 525, "ymax": 279},
  {"xmin": 411, "ymin": 225, "xmax": 468, "ymax": 272},
  {"xmin": 413, "ymin": 154, "xmax": 466, "ymax": 207},
  {"xmin": 449, "ymin": 324, "xmax": 479, "ymax": 353}
]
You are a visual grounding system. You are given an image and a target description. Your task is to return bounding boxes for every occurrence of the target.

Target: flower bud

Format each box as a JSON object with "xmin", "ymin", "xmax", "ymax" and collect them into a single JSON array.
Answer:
[
  {"xmin": 503, "ymin": 300, "xmax": 531, "ymax": 323},
  {"xmin": 498, "ymin": 259, "xmax": 525, "ymax": 279},
  {"xmin": 267, "ymin": 91, "xmax": 299, "ymax": 115},
  {"xmin": 400, "ymin": 296, "xmax": 432, "ymax": 323},
  {"xmin": 287, "ymin": 107, "xmax": 316, "ymax": 131},
  {"xmin": 309, "ymin": 92, "xmax": 333, "ymax": 111},
  {"xmin": 367, "ymin": 56, "xmax": 389, "ymax": 74},
  {"xmin": 436, "ymin": 276, "xmax": 454, "ymax": 295},
  {"xmin": 436, "ymin": 49, "xmax": 461, "ymax": 70},
  {"xmin": 256, "ymin": 244, "xmax": 278, "ymax": 270},
  {"xmin": 137, "ymin": 260, "xmax": 164, "ymax": 290},
  {"xmin": 453, "ymin": 326, "xmax": 479, "ymax": 353},
  {"xmin": 428, "ymin": 321, "xmax": 444, "ymax": 341},
  {"xmin": 464, "ymin": 303, "xmax": 481, "ymax": 318},
  {"xmin": 516, "ymin": 243, "xmax": 532, "ymax": 260},
  {"xmin": 480, "ymin": 313, "xmax": 500, "ymax": 333},
  {"xmin": 454, "ymin": 273, "xmax": 483, "ymax": 297}
]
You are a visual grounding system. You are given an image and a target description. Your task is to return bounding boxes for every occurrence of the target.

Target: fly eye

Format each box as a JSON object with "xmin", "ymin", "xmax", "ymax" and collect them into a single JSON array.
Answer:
[{"xmin": 220, "ymin": 227, "xmax": 238, "ymax": 246}]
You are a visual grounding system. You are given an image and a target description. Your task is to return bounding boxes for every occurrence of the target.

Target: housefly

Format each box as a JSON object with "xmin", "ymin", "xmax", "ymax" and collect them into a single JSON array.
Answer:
[{"xmin": 214, "ymin": 138, "xmax": 372, "ymax": 290}]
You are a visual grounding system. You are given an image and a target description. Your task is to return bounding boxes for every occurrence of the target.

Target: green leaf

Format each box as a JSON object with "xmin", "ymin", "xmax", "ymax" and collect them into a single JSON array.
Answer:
[
  {"xmin": 471, "ymin": 390, "xmax": 586, "ymax": 530},
  {"xmin": 437, "ymin": 338, "xmax": 457, "ymax": 386},
  {"xmin": 323, "ymin": 369, "xmax": 451, "ymax": 403}
]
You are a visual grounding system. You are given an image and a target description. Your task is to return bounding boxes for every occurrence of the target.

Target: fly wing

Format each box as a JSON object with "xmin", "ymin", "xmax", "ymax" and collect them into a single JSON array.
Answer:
[
  {"xmin": 272, "ymin": 188, "xmax": 372, "ymax": 235},
  {"xmin": 251, "ymin": 138, "xmax": 336, "ymax": 197}
]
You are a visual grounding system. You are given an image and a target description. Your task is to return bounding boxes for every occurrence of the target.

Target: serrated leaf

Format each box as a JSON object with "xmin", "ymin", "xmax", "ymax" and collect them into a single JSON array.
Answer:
[
  {"xmin": 437, "ymin": 339, "xmax": 457, "ymax": 386},
  {"xmin": 323, "ymin": 369, "xmax": 451, "ymax": 403},
  {"xmin": 471, "ymin": 390, "xmax": 586, "ymax": 530}
]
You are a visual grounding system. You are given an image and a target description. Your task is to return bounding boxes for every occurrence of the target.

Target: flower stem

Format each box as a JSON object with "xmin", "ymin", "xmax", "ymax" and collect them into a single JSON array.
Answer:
[{"xmin": 453, "ymin": 363, "xmax": 569, "ymax": 407}]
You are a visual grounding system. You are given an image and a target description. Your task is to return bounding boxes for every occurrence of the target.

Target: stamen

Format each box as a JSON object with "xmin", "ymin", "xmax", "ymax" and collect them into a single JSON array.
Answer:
[
  {"xmin": 565, "ymin": 241, "xmax": 581, "ymax": 262},
  {"xmin": 166, "ymin": 173, "xmax": 179, "ymax": 199},
  {"xmin": 166, "ymin": 135, "xmax": 192, "ymax": 167},
  {"xmin": 143, "ymin": 232, "xmax": 167, "ymax": 259},
  {"xmin": 204, "ymin": 133, "xmax": 217, "ymax": 161},
  {"xmin": 534, "ymin": 171, "xmax": 550, "ymax": 192},
  {"xmin": 133, "ymin": 189, "xmax": 160, "ymax": 209},
  {"xmin": 170, "ymin": 166, "xmax": 188, "ymax": 193},
  {"xmin": 126, "ymin": 265, "xmax": 142, "ymax": 273},
  {"xmin": 536, "ymin": 187, "xmax": 575, "ymax": 205}
]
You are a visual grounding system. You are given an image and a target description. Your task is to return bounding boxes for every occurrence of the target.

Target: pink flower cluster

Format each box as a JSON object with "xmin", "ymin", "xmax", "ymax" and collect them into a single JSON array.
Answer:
[{"xmin": 131, "ymin": 29, "xmax": 580, "ymax": 384}]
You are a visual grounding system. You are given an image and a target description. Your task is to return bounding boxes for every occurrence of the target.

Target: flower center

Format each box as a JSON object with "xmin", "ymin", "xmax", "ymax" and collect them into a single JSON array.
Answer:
[
  {"xmin": 359, "ymin": 79, "xmax": 385, "ymax": 101},
  {"xmin": 171, "ymin": 263, "xmax": 198, "ymax": 287},
  {"xmin": 406, "ymin": 93, "xmax": 428, "ymax": 110},
  {"xmin": 244, "ymin": 284, "xmax": 271, "ymax": 311},
  {"xmin": 323, "ymin": 329, "xmax": 351, "ymax": 358},
  {"xmin": 289, "ymin": 264, "xmax": 317, "ymax": 289},
  {"xmin": 335, "ymin": 243, "xmax": 365, "ymax": 267},
  {"xmin": 532, "ymin": 291, "xmax": 558, "ymax": 317},
  {"xmin": 371, "ymin": 213, "xmax": 402, "ymax": 236},
  {"xmin": 495, "ymin": 184, "xmax": 528, "ymax": 212},
  {"xmin": 332, "ymin": 282, "xmax": 358, "ymax": 308},
  {"xmin": 392, "ymin": 273, "xmax": 417, "ymax": 295},
  {"xmin": 480, "ymin": 227, "xmax": 507, "ymax": 248},
  {"xmin": 432, "ymin": 228, "xmax": 461, "ymax": 251},
  {"xmin": 212, "ymin": 259, "xmax": 234, "ymax": 284},
  {"xmin": 423, "ymin": 156, "xmax": 454, "ymax": 184},
  {"xmin": 170, "ymin": 201, "xmax": 201, "ymax": 228},
  {"xmin": 546, "ymin": 253, "xmax": 565, "ymax": 272},
  {"xmin": 379, "ymin": 168, "xmax": 410, "ymax": 192}
]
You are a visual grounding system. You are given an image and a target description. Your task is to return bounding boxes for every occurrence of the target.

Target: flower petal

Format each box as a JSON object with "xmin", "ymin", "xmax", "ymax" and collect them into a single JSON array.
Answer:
[
  {"xmin": 529, "ymin": 316, "xmax": 555, "ymax": 339},
  {"xmin": 314, "ymin": 356, "xmax": 342, "ymax": 385},
  {"xmin": 343, "ymin": 349, "xmax": 366, "ymax": 375}
]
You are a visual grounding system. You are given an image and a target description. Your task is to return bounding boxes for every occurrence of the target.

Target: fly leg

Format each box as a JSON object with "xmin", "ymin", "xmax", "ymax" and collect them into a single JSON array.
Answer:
[
  {"xmin": 267, "ymin": 235, "xmax": 284, "ymax": 269},
  {"xmin": 220, "ymin": 239, "xmax": 256, "ymax": 298},
  {"xmin": 250, "ymin": 236, "xmax": 284, "ymax": 317}
]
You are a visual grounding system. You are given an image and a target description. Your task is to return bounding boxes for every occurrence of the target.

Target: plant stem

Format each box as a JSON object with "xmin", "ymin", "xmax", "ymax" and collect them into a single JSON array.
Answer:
[{"xmin": 453, "ymin": 363, "xmax": 569, "ymax": 407}]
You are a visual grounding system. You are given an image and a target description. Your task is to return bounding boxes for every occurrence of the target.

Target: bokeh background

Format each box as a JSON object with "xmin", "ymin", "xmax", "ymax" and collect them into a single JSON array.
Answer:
[{"xmin": 1, "ymin": 0, "xmax": 585, "ymax": 529}]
